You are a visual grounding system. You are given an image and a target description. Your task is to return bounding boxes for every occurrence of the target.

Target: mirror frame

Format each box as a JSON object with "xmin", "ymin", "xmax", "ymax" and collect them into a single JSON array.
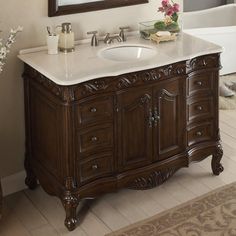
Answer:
[{"xmin": 48, "ymin": 0, "xmax": 149, "ymax": 17}]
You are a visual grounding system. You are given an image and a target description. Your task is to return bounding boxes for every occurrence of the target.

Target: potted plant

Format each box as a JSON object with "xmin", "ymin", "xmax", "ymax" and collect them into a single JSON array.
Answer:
[{"xmin": 140, "ymin": 0, "xmax": 180, "ymax": 39}]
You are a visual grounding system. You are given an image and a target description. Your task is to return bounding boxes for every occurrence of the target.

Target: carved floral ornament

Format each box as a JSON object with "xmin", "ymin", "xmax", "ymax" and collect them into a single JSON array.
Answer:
[
  {"xmin": 129, "ymin": 168, "xmax": 178, "ymax": 190},
  {"xmin": 26, "ymin": 54, "xmax": 219, "ymax": 102}
]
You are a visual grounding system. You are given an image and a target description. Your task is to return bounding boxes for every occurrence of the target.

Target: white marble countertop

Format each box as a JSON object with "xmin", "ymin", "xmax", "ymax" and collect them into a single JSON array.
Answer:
[{"xmin": 18, "ymin": 33, "xmax": 222, "ymax": 86}]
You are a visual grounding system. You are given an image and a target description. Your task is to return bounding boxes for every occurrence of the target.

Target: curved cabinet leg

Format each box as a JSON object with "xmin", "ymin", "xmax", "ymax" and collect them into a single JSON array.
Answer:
[
  {"xmin": 63, "ymin": 198, "xmax": 79, "ymax": 231},
  {"xmin": 62, "ymin": 177, "xmax": 79, "ymax": 231},
  {"xmin": 212, "ymin": 144, "xmax": 224, "ymax": 176},
  {"xmin": 24, "ymin": 154, "xmax": 38, "ymax": 190}
]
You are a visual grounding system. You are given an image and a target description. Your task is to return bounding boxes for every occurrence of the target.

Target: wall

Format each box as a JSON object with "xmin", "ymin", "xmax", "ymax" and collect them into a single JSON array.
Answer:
[
  {"xmin": 184, "ymin": 0, "xmax": 226, "ymax": 11},
  {"xmin": 0, "ymin": 0, "xmax": 183, "ymax": 178}
]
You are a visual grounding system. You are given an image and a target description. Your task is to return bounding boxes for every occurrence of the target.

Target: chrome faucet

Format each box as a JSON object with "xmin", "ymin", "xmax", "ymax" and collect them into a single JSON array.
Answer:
[
  {"xmin": 104, "ymin": 33, "xmax": 123, "ymax": 44},
  {"xmin": 87, "ymin": 31, "xmax": 99, "ymax": 47},
  {"xmin": 119, "ymin": 26, "xmax": 130, "ymax": 42},
  {"xmin": 87, "ymin": 27, "xmax": 130, "ymax": 46}
]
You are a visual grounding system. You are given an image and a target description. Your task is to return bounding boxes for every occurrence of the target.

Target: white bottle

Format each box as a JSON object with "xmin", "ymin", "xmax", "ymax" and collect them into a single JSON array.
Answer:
[{"xmin": 59, "ymin": 23, "xmax": 75, "ymax": 53}]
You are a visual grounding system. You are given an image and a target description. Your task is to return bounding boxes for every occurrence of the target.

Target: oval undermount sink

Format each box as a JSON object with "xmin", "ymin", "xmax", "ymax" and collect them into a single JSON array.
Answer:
[{"xmin": 98, "ymin": 44, "xmax": 157, "ymax": 62}]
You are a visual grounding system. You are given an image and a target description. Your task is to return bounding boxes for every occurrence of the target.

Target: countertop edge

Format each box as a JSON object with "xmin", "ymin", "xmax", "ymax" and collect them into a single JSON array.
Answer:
[{"xmin": 18, "ymin": 49, "xmax": 222, "ymax": 86}]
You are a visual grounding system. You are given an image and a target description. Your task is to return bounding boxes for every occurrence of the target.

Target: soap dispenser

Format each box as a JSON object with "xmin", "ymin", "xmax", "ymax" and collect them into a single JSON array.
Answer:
[{"xmin": 58, "ymin": 23, "xmax": 75, "ymax": 53}]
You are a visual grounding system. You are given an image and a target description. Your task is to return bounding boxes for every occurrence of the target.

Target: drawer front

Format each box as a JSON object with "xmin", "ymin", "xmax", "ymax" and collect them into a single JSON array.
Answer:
[
  {"xmin": 188, "ymin": 73, "xmax": 213, "ymax": 97},
  {"xmin": 78, "ymin": 124, "xmax": 113, "ymax": 156},
  {"xmin": 188, "ymin": 97, "xmax": 213, "ymax": 123},
  {"xmin": 76, "ymin": 96, "xmax": 113, "ymax": 127},
  {"xmin": 79, "ymin": 153, "xmax": 113, "ymax": 183},
  {"xmin": 187, "ymin": 122, "xmax": 214, "ymax": 146}
]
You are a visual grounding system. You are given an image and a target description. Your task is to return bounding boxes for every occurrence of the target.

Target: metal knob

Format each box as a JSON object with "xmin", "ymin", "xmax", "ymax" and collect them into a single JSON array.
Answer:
[
  {"xmin": 92, "ymin": 164, "xmax": 98, "ymax": 170},
  {"xmin": 90, "ymin": 107, "xmax": 97, "ymax": 113},
  {"xmin": 196, "ymin": 106, "xmax": 203, "ymax": 111},
  {"xmin": 196, "ymin": 131, "xmax": 202, "ymax": 136},
  {"xmin": 196, "ymin": 81, "xmax": 202, "ymax": 86},
  {"xmin": 154, "ymin": 107, "xmax": 160, "ymax": 127},
  {"xmin": 91, "ymin": 136, "xmax": 98, "ymax": 142}
]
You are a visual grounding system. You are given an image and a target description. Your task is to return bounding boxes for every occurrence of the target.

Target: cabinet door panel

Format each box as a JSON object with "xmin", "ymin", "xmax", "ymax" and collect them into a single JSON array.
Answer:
[
  {"xmin": 154, "ymin": 79, "xmax": 185, "ymax": 160},
  {"xmin": 117, "ymin": 88, "xmax": 153, "ymax": 171}
]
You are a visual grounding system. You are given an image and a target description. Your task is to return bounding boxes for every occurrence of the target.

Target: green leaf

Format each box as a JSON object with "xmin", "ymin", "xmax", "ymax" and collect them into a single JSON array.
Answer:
[{"xmin": 171, "ymin": 13, "xmax": 179, "ymax": 22}]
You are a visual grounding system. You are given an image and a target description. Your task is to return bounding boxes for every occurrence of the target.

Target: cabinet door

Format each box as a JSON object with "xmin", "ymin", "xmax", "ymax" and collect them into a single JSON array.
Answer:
[
  {"xmin": 153, "ymin": 79, "xmax": 185, "ymax": 161},
  {"xmin": 117, "ymin": 87, "xmax": 153, "ymax": 171}
]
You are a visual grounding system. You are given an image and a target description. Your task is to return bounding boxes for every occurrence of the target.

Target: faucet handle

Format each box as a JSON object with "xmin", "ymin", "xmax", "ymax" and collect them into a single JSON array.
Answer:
[
  {"xmin": 119, "ymin": 26, "xmax": 130, "ymax": 41},
  {"xmin": 104, "ymin": 33, "xmax": 110, "ymax": 44},
  {"xmin": 119, "ymin": 26, "xmax": 130, "ymax": 30},
  {"xmin": 87, "ymin": 30, "xmax": 98, "ymax": 35},
  {"xmin": 87, "ymin": 30, "xmax": 99, "ymax": 47}
]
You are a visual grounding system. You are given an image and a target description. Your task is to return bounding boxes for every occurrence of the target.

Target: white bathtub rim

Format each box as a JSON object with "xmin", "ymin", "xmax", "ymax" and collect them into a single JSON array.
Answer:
[
  {"xmin": 184, "ymin": 26, "xmax": 236, "ymax": 36},
  {"xmin": 183, "ymin": 3, "xmax": 236, "ymax": 15}
]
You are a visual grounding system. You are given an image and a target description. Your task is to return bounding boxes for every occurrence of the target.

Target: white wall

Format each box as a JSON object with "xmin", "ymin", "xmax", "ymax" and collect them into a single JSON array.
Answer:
[{"xmin": 0, "ymin": 0, "xmax": 183, "ymax": 178}]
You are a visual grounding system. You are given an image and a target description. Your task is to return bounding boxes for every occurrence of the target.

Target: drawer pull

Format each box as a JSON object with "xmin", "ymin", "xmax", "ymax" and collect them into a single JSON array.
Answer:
[
  {"xmin": 90, "ymin": 107, "xmax": 97, "ymax": 113},
  {"xmin": 196, "ymin": 131, "xmax": 203, "ymax": 137},
  {"xmin": 196, "ymin": 81, "xmax": 203, "ymax": 86},
  {"xmin": 92, "ymin": 164, "xmax": 98, "ymax": 170},
  {"xmin": 91, "ymin": 136, "xmax": 98, "ymax": 142},
  {"xmin": 196, "ymin": 106, "xmax": 203, "ymax": 111}
]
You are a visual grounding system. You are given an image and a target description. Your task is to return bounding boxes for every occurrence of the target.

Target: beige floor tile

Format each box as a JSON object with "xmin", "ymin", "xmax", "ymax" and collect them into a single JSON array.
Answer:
[
  {"xmin": 104, "ymin": 190, "xmax": 148, "ymax": 223},
  {"xmin": 30, "ymin": 224, "xmax": 59, "ymax": 236},
  {"xmin": 0, "ymin": 204, "xmax": 31, "ymax": 236},
  {"xmin": 79, "ymin": 211, "xmax": 111, "ymax": 236},
  {"xmin": 144, "ymin": 185, "xmax": 180, "ymax": 210},
  {"xmin": 5, "ymin": 192, "xmax": 48, "ymax": 231},
  {"xmin": 90, "ymin": 198, "xmax": 130, "ymax": 231}
]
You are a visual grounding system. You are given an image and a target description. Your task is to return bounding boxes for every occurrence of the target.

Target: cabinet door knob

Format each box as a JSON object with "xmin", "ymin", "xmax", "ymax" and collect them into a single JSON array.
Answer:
[
  {"xmin": 196, "ymin": 81, "xmax": 202, "ymax": 86},
  {"xmin": 92, "ymin": 164, "xmax": 98, "ymax": 170},
  {"xmin": 154, "ymin": 107, "xmax": 160, "ymax": 127},
  {"xmin": 148, "ymin": 109, "xmax": 153, "ymax": 128},
  {"xmin": 90, "ymin": 107, "xmax": 97, "ymax": 113},
  {"xmin": 91, "ymin": 136, "xmax": 98, "ymax": 142},
  {"xmin": 196, "ymin": 131, "xmax": 202, "ymax": 136},
  {"xmin": 196, "ymin": 105, "xmax": 203, "ymax": 111}
]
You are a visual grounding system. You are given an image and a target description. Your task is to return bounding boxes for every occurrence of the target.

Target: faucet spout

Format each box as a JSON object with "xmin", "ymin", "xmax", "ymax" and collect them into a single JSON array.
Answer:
[{"xmin": 104, "ymin": 33, "xmax": 123, "ymax": 44}]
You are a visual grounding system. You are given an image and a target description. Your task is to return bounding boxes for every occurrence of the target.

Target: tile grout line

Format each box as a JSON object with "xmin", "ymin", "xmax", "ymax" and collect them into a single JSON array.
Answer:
[{"xmin": 22, "ymin": 190, "xmax": 63, "ymax": 236}]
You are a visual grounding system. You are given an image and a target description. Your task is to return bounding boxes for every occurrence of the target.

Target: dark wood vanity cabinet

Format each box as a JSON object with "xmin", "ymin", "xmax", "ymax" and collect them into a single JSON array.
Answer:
[{"xmin": 23, "ymin": 53, "xmax": 223, "ymax": 231}]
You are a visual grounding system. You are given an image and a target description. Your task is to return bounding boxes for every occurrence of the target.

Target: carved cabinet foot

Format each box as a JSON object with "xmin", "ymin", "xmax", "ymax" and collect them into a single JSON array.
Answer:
[
  {"xmin": 62, "ymin": 177, "xmax": 79, "ymax": 231},
  {"xmin": 64, "ymin": 203, "xmax": 78, "ymax": 231},
  {"xmin": 24, "ymin": 156, "xmax": 38, "ymax": 190},
  {"xmin": 212, "ymin": 144, "xmax": 224, "ymax": 176}
]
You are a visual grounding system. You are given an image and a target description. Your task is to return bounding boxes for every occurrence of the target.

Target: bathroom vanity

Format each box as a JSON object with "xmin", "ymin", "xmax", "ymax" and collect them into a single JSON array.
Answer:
[{"xmin": 19, "ymin": 33, "xmax": 223, "ymax": 231}]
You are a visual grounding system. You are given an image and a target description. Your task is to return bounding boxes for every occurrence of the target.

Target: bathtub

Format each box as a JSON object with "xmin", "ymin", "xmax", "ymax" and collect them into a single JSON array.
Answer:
[{"xmin": 183, "ymin": 4, "xmax": 236, "ymax": 75}]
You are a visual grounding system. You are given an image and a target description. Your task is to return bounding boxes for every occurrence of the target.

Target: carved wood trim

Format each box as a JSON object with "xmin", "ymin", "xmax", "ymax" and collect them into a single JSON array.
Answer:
[
  {"xmin": 187, "ymin": 54, "xmax": 220, "ymax": 73},
  {"xmin": 212, "ymin": 144, "xmax": 224, "ymax": 176},
  {"xmin": 62, "ymin": 177, "xmax": 80, "ymax": 231},
  {"xmin": 128, "ymin": 168, "xmax": 179, "ymax": 190},
  {"xmin": 23, "ymin": 54, "xmax": 220, "ymax": 102}
]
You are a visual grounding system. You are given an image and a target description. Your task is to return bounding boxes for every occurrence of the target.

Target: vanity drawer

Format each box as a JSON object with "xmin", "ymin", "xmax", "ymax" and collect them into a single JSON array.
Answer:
[
  {"xmin": 79, "ymin": 153, "xmax": 113, "ymax": 183},
  {"xmin": 76, "ymin": 95, "xmax": 113, "ymax": 127},
  {"xmin": 77, "ymin": 124, "xmax": 113, "ymax": 156},
  {"xmin": 187, "ymin": 122, "xmax": 214, "ymax": 146},
  {"xmin": 187, "ymin": 97, "xmax": 214, "ymax": 123},
  {"xmin": 188, "ymin": 73, "xmax": 214, "ymax": 97}
]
